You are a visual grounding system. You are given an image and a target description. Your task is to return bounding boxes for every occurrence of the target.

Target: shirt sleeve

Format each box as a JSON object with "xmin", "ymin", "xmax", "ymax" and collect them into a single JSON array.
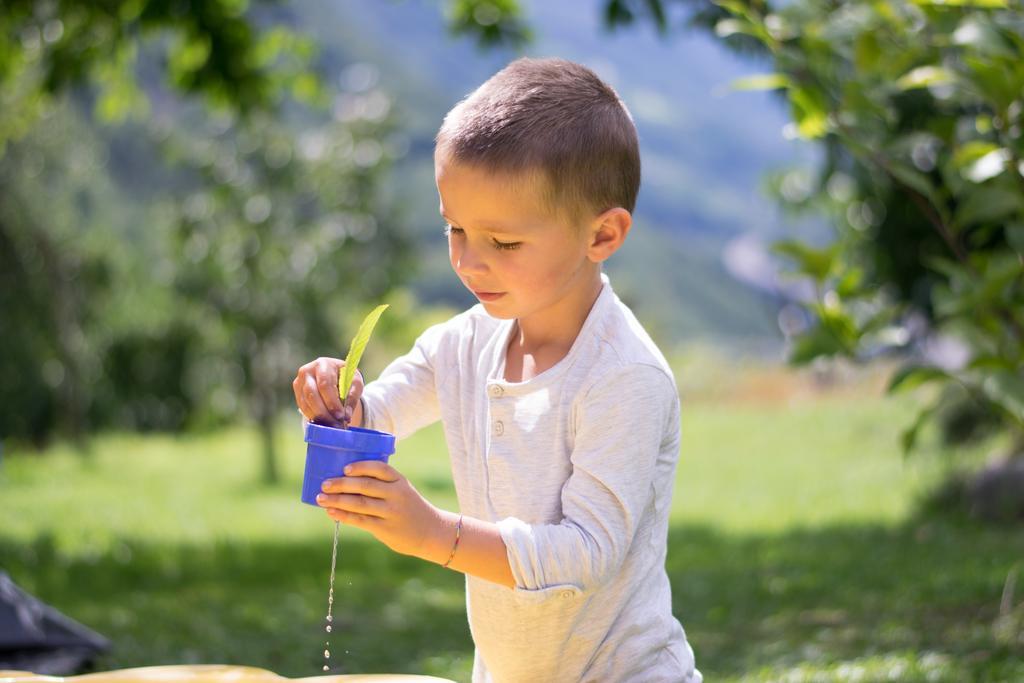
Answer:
[
  {"xmin": 496, "ymin": 363, "xmax": 678, "ymax": 594},
  {"xmin": 359, "ymin": 322, "xmax": 446, "ymax": 441}
]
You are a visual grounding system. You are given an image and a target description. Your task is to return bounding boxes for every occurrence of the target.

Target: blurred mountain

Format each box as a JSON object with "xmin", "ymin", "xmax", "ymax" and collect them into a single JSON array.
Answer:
[
  {"xmin": 295, "ymin": 0, "xmax": 813, "ymax": 346},
  {"xmin": 59, "ymin": 1, "xmax": 810, "ymax": 349}
]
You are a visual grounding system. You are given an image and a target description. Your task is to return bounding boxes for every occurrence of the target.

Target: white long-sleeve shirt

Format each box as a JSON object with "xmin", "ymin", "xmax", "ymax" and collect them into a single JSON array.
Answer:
[{"xmin": 361, "ymin": 273, "xmax": 701, "ymax": 683}]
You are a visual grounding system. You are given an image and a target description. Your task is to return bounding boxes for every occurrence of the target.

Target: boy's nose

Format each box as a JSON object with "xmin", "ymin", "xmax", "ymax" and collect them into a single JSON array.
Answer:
[{"xmin": 452, "ymin": 243, "xmax": 488, "ymax": 277}]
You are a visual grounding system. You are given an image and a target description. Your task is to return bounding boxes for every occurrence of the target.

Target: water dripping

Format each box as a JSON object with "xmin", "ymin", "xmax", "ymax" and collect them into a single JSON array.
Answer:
[{"xmin": 321, "ymin": 521, "xmax": 340, "ymax": 672}]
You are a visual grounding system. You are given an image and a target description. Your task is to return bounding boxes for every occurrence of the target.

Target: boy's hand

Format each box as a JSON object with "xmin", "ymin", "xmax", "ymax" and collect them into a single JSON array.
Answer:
[
  {"xmin": 293, "ymin": 357, "xmax": 363, "ymax": 428},
  {"xmin": 316, "ymin": 461, "xmax": 444, "ymax": 561}
]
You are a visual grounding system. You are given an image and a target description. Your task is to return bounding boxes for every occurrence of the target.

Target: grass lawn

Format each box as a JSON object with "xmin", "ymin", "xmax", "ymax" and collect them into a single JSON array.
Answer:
[{"xmin": 2, "ymin": 377, "xmax": 1022, "ymax": 681}]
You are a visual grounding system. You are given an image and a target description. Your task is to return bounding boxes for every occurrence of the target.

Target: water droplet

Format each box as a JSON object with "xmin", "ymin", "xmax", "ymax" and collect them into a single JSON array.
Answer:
[{"xmin": 319, "ymin": 521, "xmax": 341, "ymax": 667}]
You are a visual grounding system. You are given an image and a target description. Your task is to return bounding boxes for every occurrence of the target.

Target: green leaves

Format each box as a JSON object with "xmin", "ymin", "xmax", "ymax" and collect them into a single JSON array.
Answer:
[
  {"xmin": 896, "ymin": 65, "xmax": 956, "ymax": 90},
  {"xmin": 951, "ymin": 142, "xmax": 1009, "ymax": 183},
  {"xmin": 900, "ymin": 400, "xmax": 941, "ymax": 456},
  {"xmin": 787, "ymin": 313, "xmax": 859, "ymax": 365},
  {"xmin": 734, "ymin": 0, "xmax": 1024, "ymax": 456},
  {"xmin": 730, "ymin": 73, "xmax": 790, "ymax": 91},
  {"xmin": 890, "ymin": 364, "xmax": 1024, "ymax": 455},
  {"xmin": 911, "ymin": 0, "xmax": 1009, "ymax": 10},
  {"xmin": 770, "ymin": 238, "xmax": 879, "ymax": 366},
  {"xmin": 889, "ymin": 365, "xmax": 953, "ymax": 393},
  {"xmin": 953, "ymin": 186, "xmax": 1024, "ymax": 230},
  {"xmin": 604, "ymin": 0, "xmax": 669, "ymax": 33},
  {"xmin": 771, "ymin": 240, "xmax": 838, "ymax": 283},
  {"xmin": 445, "ymin": 0, "xmax": 532, "ymax": 48},
  {"xmin": 982, "ymin": 371, "xmax": 1024, "ymax": 426},
  {"xmin": 339, "ymin": 304, "xmax": 389, "ymax": 405},
  {"xmin": 789, "ymin": 86, "xmax": 830, "ymax": 139}
]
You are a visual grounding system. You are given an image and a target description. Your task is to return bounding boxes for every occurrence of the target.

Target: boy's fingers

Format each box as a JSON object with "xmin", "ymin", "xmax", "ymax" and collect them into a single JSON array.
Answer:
[
  {"xmin": 343, "ymin": 370, "xmax": 364, "ymax": 417},
  {"xmin": 345, "ymin": 460, "xmax": 400, "ymax": 482},
  {"xmin": 322, "ymin": 476, "xmax": 387, "ymax": 498},
  {"xmin": 326, "ymin": 507, "xmax": 380, "ymax": 530},
  {"xmin": 315, "ymin": 358, "xmax": 347, "ymax": 422},
  {"xmin": 295, "ymin": 374, "xmax": 317, "ymax": 421},
  {"xmin": 317, "ymin": 492, "xmax": 386, "ymax": 518},
  {"xmin": 292, "ymin": 367, "xmax": 313, "ymax": 418},
  {"xmin": 303, "ymin": 375, "xmax": 341, "ymax": 427}
]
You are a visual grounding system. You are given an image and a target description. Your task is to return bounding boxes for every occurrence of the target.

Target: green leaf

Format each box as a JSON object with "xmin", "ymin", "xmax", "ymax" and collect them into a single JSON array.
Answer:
[
  {"xmin": 964, "ymin": 55, "xmax": 1019, "ymax": 110},
  {"xmin": 788, "ymin": 323, "xmax": 849, "ymax": 365},
  {"xmin": 896, "ymin": 66, "xmax": 956, "ymax": 91},
  {"xmin": 644, "ymin": 0, "xmax": 668, "ymax": 32},
  {"xmin": 911, "ymin": 0, "xmax": 1008, "ymax": 7},
  {"xmin": 854, "ymin": 32, "xmax": 882, "ymax": 72},
  {"xmin": 953, "ymin": 187, "xmax": 1024, "ymax": 230},
  {"xmin": 790, "ymin": 86, "xmax": 829, "ymax": 139},
  {"xmin": 817, "ymin": 304, "xmax": 860, "ymax": 350},
  {"xmin": 339, "ymin": 304, "xmax": 390, "ymax": 404},
  {"xmin": 604, "ymin": 0, "xmax": 634, "ymax": 27},
  {"xmin": 962, "ymin": 148, "xmax": 1010, "ymax": 183},
  {"xmin": 923, "ymin": 255, "xmax": 967, "ymax": 281},
  {"xmin": 730, "ymin": 73, "xmax": 790, "ymax": 91},
  {"xmin": 1007, "ymin": 222, "xmax": 1024, "ymax": 253},
  {"xmin": 835, "ymin": 266, "xmax": 864, "ymax": 298},
  {"xmin": 981, "ymin": 371, "xmax": 1024, "ymax": 426},
  {"xmin": 714, "ymin": 0, "xmax": 755, "ymax": 20},
  {"xmin": 951, "ymin": 141, "xmax": 1000, "ymax": 171},
  {"xmin": 888, "ymin": 365, "xmax": 952, "ymax": 393},
  {"xmin": 290, "ymin": 72, "xmax": 322, "ymax": 105},
  {"xmin": 170, "ymin": 34, "xmax": 213, "ymax": 78},
  {"xmin": 968, "ymin": 355, "xmax": 1017, "ymax": 371},
  {"xmin": 771, "ymin": 239, "xmax": 836, "ymax": 282},
  {"xmin": 900, "ymin": 400, "xmax": 940, "ymax": 457},
  {"xmin": 887, "ymin": 161, "xmax": 943, "ymax": 212}
]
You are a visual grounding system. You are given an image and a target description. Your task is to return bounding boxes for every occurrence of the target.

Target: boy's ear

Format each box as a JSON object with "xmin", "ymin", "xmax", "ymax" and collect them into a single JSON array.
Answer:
[{"xmin": 586, "ymin": 208, "xmax": 632, "ymax": 263}]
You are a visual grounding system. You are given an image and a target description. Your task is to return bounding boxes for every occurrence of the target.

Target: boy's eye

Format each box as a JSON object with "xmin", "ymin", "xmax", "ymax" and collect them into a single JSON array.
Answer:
[
  {"xmin": 443, "ymin": 224, "xmax": 521, "ymax": 251},
  {"xmin": 491, "ymin": 238, "xmax": 521, "ymax": 251}
]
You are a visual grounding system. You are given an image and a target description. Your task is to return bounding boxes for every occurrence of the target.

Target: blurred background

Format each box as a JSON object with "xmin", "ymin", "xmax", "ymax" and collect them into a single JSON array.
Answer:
[{"xmin": 1, "ymin": 1, "xmax": 1022, "ymax": 681}]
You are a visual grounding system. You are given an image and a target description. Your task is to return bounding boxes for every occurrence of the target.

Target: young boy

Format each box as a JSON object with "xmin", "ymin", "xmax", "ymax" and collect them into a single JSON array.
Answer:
[{"xmin": 293, "ymin": 57, "xmax": 701, "ymax": 682}]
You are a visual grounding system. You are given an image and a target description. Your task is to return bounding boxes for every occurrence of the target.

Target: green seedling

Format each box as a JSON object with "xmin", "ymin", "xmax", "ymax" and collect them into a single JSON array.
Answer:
[{"xmin": 338, "ymin": 304, "xmax": 389, "ymax": 416}]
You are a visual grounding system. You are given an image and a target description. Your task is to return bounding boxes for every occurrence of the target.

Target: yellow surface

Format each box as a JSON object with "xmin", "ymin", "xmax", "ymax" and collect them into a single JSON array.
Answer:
[{"xmin": 0, "ymin": 665, "xmax": 455, "ymax": 683}]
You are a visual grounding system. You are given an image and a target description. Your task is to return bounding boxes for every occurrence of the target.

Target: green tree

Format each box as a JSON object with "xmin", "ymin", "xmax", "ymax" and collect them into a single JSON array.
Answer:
[
  {"xmin": 0, "ymin": 2, "xmax": 412, "ymax": 484},
  {"xmin": 165, "ymin": 108, "xmax": 410, "ymax": 483},
  {"xmin": 0, "ymin": 0, "xmax": 305, "ymax": 450},
  {"xmin": 0, "ymin": 107, "xmax": 120, "ymax": 447},
  {"xmin": 713, "ymin": 0, "xmax": 1024, "ymax": 459}
]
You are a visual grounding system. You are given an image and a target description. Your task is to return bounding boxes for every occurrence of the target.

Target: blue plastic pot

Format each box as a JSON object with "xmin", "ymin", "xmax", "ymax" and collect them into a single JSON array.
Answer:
[{"xmin": 301, "ymin": 421, "xmax": 397, "ymax": 506}]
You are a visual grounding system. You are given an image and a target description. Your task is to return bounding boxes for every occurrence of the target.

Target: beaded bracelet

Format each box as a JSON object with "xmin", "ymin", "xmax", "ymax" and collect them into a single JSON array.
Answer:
[{"xmin": 442, "ymin": 514, "xmax": 463, "ymax": 569}]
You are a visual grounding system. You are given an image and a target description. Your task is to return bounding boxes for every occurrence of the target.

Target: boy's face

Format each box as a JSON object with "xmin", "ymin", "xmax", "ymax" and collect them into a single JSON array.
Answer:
[{"xmin": 435, "ymin": 157, "xmax": 598, "ymax": 321}]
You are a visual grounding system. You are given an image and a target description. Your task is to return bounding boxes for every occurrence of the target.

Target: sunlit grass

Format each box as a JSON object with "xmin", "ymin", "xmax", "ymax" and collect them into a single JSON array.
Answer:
[{"xmin": 676, "ymin": 396, "xmax": 935, "ymax": 532}]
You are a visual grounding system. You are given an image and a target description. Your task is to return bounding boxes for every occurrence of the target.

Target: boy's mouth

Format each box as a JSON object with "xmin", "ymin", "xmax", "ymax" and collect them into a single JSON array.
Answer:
[{"xmin": 472, "ymin": 290, "xmax": 506, "ymax": 301}]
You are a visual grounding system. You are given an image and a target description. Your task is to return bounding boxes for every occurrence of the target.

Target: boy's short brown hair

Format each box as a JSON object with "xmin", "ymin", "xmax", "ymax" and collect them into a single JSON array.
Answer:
[{"xmin": 435, "ymin": 57, "xmax": 640, "ymax": 225}]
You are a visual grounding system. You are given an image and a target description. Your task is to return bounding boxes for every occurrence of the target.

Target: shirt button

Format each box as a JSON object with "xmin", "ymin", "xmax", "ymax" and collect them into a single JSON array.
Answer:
[
  {"xmin": 489, "ymin": 384, "xmax": 504, "ymax": 397},
  {"xmin": 494, "ymin": 420, "xmax": 504, "ymax": 436}
]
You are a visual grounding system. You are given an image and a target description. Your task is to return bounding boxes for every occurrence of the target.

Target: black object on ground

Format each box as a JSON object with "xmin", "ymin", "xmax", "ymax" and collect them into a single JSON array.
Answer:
[{"xmin": 0, "ymin": 571, "xmax": 110, "ymax": 674}]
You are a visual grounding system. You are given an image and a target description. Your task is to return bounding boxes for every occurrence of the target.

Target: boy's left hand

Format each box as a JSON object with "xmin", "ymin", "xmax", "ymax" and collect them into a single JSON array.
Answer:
[{"xmin": 316, "ymin": 461, "xmax": 442, "ymax": 561}]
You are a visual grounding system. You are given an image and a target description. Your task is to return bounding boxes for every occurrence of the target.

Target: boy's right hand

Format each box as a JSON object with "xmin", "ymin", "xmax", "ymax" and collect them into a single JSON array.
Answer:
[{"xmin": 293, "ymin": 357, "xmax": 364, "ymax": 428}]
